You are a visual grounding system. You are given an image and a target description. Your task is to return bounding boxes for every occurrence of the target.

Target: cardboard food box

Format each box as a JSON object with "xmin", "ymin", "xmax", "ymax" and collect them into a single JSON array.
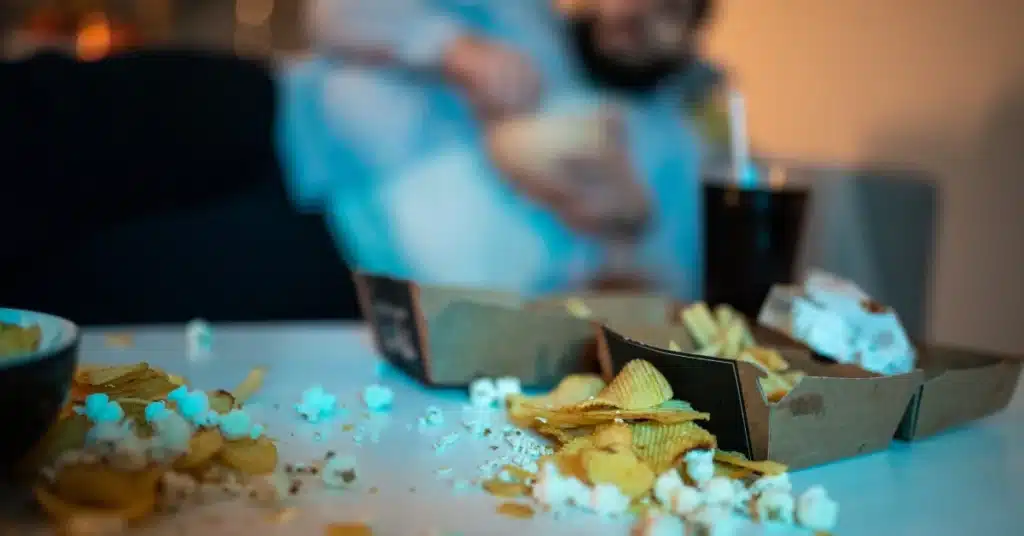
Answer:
[
  {"xmin": 896, "ymin": 344, "xmax": 1022, "ymax": 440},
  {"xmin": 527, "ymin": 292, "xmax": 677, "ymax": 328},
  {"xmin": 596, "ymin": 303, "xmax": 923, "ymax": 469},
  {"xmin": 738, "ymin": 310, "xmax": 1022, "ymax": 442},
  {"xmin": 354, "ymin": 273, "xmax": 597, "ymax": 386}
]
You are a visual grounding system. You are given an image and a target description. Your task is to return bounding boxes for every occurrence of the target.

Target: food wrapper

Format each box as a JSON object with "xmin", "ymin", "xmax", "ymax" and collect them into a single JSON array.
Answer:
[{"xmin": 758, "ymin": 269, "xmax": 916, "ymax": 375}]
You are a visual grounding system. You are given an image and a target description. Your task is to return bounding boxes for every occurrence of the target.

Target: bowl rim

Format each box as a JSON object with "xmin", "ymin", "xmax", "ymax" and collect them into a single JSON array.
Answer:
[{"xmin": 0, "ymin": 307, "xmax": 80, "ymax": 370}]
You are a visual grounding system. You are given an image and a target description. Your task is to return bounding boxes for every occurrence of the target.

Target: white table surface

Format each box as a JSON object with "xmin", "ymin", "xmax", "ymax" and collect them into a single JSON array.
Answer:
[{"xmin": 8, "ymin": 323, "xmax": 1023, "ymax": 535}]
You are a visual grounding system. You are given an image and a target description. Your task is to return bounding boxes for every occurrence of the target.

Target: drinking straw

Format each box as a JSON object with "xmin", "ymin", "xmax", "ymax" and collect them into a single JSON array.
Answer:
[{"xmin": 727, "ymin": 88, "xmax": 754, "ymax": 186}]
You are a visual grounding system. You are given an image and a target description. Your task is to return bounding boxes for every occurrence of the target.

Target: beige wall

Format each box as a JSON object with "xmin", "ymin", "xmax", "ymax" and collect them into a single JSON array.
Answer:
[{"xmin": 706, "ymin": 0, "xmax": 1024, "ymax": 353}]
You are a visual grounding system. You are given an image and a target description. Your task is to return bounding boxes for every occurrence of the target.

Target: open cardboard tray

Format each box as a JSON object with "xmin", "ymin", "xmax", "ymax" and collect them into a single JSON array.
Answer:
[
  {"xmin": 742, "ymin": 319, "xmax": 1024, "ymax": 441},
  {"xmin": 595, "ymin": 319, "xmax": 923, "ymax": 470},
  {"xmin": 896, "ymin": 344, "xmax": 1022, "ymax": 440},
  {"xmin": 354, "ymin": 272, "xmax": 602, "ymax": 386}
]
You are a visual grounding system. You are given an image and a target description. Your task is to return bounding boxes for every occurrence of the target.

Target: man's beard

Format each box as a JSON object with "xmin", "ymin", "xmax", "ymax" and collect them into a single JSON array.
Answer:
[{"xmin": 568, "ymin": 18, "xmax": 689, "ymax": 95}]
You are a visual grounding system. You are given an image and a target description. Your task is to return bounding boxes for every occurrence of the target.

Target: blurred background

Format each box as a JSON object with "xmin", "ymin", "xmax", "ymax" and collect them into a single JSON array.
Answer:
[{"xmin": 1, "ymin": 0, "xmax": 1021, "ymax": 353}]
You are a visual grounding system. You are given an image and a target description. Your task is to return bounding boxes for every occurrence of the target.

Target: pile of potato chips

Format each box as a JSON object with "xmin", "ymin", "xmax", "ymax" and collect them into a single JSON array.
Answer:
[
  {"xmin": 25, "ymin": 362, "xmax": 276, "ymax": 528},
  {"xmin": 488, "ymin": 359, "xmax": 785, "ymax": 513},
  {"xmin": 678, "ymin": 303, "xmax": 807, "ymax": 402}
]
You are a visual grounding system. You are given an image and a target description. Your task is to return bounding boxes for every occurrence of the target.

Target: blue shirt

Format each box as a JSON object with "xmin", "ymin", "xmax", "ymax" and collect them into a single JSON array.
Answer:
[{"xmin": 279, "ymin": 0, "xmax": 718, "ymax": 299}]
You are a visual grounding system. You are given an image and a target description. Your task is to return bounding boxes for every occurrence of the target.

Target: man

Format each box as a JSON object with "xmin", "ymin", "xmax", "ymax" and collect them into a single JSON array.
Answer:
[
  {"xmin": 288, "ymin": 0, "xmax": 720, "ymax": 297},
  {"xmin": 0, "ymin": 0, "xmax": 718, "ymax": 322}
]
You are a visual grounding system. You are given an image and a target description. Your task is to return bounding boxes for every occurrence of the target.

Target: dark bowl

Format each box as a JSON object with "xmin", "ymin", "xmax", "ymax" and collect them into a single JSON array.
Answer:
[{"xmin": 0, "ymin": 308, "xmax": 80, "ymax": 479}]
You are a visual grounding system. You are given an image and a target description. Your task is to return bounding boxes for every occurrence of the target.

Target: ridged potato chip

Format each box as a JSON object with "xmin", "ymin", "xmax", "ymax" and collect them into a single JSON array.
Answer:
[
  {"xmin": 218, "ymin": 437, "xmax": 278, "ymax": 475},
  {"xmin": 582, "ymin": 449, "xmax": 655, "ymax": 498},
  {"xmin": 515, "ymin": 374, "xmax": 606, "ymax": 409},
  {"xmin": 54, "ymin": 464, "xmax": 163, "ymax": 509},
  {"xmin": 630, "ymin": 421, "xmax": 717, "ymax": 474},
  {"xmin": 174, "ymin": 428, "xmax": 225, "ymax": 470},
  {"xmin": 534, "ymin": 424, "xmax": 577, "ymax": 445},
  {"xmin": 592, "ymin": 423, "xmax": 632, "ymax": 452},
  {"xmin": 580, "ymin": 360, "xmax": 672, "ymax": 410},
  {"xmin": 514, "ymin": 403, "xmax": 709, "ymax": 428},
  {"xmin": 34, "ymin": 484, "xmax": 157, "ymax": 523},
  {"xmin": 482, "ymin": 479, "xmax": 530, "ymax": 498},
  {"xmin": 714, "ymin": 451, "xmax": 787, "ymax": 476}
]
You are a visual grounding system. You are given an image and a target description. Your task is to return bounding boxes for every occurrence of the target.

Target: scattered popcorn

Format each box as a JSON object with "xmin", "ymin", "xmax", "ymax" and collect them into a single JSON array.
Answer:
[
  {"xmin": 689, "ymin": 505, "xmax": 739, "ymax": 536},
  {"xmin": 795, "ymin": 486, "xmax": 839, "ymax": 532},
  {"xmin": 85, "ymin": 420, "xmax": 134, "ymax": 450},
  {"xmin": 756, "ymin": 489, "xmax": 795, "ymax": 524},
  {"xmin": 702, "ymin": 477, "xmax": 736, "ymax": 507},
  {"xmin": 469, "ymin": 378, "xmax": 499, "ymax": 408},
  {"xmin": 433, "ymin": 433, "xmax": 460, "ymax": 454},
  {"xmin": 751, "ymin": 473, "xmax": 791, "ymax": 495},
  {"xmin": 635, "ymin": 512, "xmax": 686, "ymax": 536},
  {"xmin": 144, "ymin": 401, "xmax": 172, "ymax": 422},
  {"xmin": 106, "ymin": 433, "xmax": 149, "ymax": 471},
  {"xmin": 672, "ymin": 485, "xmax": 704, "ymax": 516},
  {"xmin": 531, "ymin": 463, "xmax": 570, "ymax": 508},
  {"xmin": 684, "ymin": 449, "xmax": 715, "ymax": 486},
  {"xmin": 363, "ymin": 384, "xmax": 394, "ymax": 411},
  {"xmin": 322, "ymin": 455, "xmax": 359, "ymax": 488},
  {"xmin": 563, "ymin": 477, "xmax": 591, "ymax": 507},
  {"xmin": 185, "ymin": 318, "xmax": 213, "ymax": 360},
  {"xmin": 419, "ymin": 406, "xmax": 444, "ymax": 427},
  {"xmin": 494, "ymin": 377, "xmax": 522, "ymax": 400},
  {"xmin": 653, "ymin": 470, "xmax": 684, "ymax": 505},
  {"xmin": 760, "ymin": 270, "xmax": 917, "ymax": 375},
  {"xmin": 76, "ymin": 394, "xmax": 124, "ymax": 424},
  {"xmin": 295, "ymin": 386, "xmax": 337, "ymax": 423},
  {"xmin": 147, "ymin": 406, "xmax": 193, "ymax": 457},
  {"xmin": 249, "ymin": 471, "xmax": 292, "ymax": 504},
  {"xmin": 219, "ymin": 409, "xmax": 265, "ymax": 440},
  {"xmin": 589, "ymin": 484, "xmax": 630, "ymax": 517},
  {"xmin": 168, "ymin": 386, "xmax": 219, "ymax": 427}
]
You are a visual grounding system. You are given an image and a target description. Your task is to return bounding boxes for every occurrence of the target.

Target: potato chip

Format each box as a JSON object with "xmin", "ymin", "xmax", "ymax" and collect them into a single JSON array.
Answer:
[
  {"xmin": 580, "ymin": 360, "xmax": 672, "ymax": 410},
  {"xmin": 498, "ymin": 465, "xmax": 535, "ymax": 483},
  {"xmin": 742, "ymin": 347, "xmax": 790, "ymax": 372},
  {"xmin": 517, "ymin": 374, "xmax": 606, "ymax": 409},
  {"xmin": 496, "ymin": 502, "xmax": 535, "ymax": 519},
  {"xmin": 208, "ymin": 390, "xmax": 236, "ymax": 414},
  {"xmin": 482, "ymin": 479, "xmax": 530, "ymax": 498},
  {"xmin": 629, "ymin": 421, "xmax": 716, "ymax": 474},
  {"xmin": 54, "ymin": 464, "xmax": 163, "ymax": 509},
  {"xmin": 78, "ymin": 364, "xmax": 150, "ymax": 387},
  {"xmin": 324, "ymin": 522, "xmax": 373, "ymax": 536},
  {"xmin": 516, "ymin": 403, "xmax": 709, "ymax": 428},
  {"xmin": 34, "ymin": 484, "xmax": 156, "ymax": 523},
  {"xmin": 534, "ymin": 424, "xmax": 577, "ymax": 445},
  {"xmin": 680, "ymin": 303, "xmax": 719, "ymax": 348},
  {"xmin": 758, "ymin": 373, "xmax": 794, "ymax": 403},
  {"xmin": 218, "ymin": 437, "xmax": 278, "ymax": 475},
  {"xmin": 713, "ymin": 451, "xmax": 787, "ymax": 476},
  {"xmin": 565, "ymin": 298, "xmax": 593, "ymax": 319},
  {"xmin": 232, "ymin": 367, "xmax": 267, "ymax": 405},
  {"xmin": 713, "ymin": 461, "xmax": 755, "ymax": 480},
  {"xmin": 592, "ymin": 423, "xmax": 632, "ymax": 452},
  {"xmin": 582, "ymin": 449, "xmax": 654, "ymax": 498},
  {"xmin": 174, "ymin": 428, "xmax": 225, "ymax": 470}
]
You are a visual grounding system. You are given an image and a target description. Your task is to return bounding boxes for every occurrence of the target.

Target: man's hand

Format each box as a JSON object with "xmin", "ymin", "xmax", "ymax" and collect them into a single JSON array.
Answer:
[
  {"xmin": 486, "ymin": 110, "xmax": 651, "ymax": 240},
  {"xmin": 443, "ymin": 36, "xmax": 541, "ymax": 119}
]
